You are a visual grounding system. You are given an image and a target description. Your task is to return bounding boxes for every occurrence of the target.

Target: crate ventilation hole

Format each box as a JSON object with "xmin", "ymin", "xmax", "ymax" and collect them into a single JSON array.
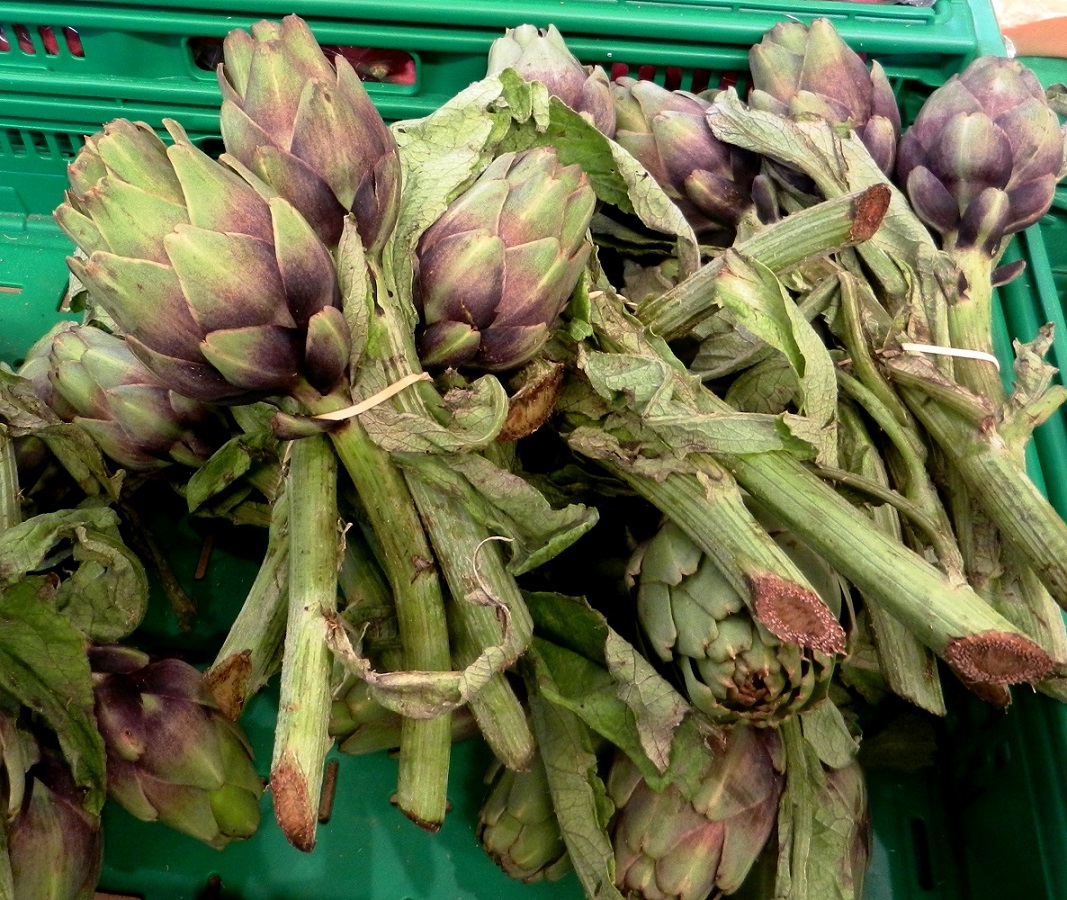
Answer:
[
  {"xmin": 0, "ymin": 24, "xmax": 83, "ymax": 57},
  {"xmin": 0, "ymin": 128, "xmax": 79, "ymax": 160}
]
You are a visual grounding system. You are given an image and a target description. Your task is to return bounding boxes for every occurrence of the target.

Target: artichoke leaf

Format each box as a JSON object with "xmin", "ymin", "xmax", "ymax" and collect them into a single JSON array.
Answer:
[
  {"xmin": 360, "ymin": 373, "xmax": 508, "ymax": 453},
  {"xmin": 397, "ymin": 453, "xmax": 597, "ymax": 575},
  {"xmin": 0, "ymin": 580, "xmax": 106, "ymax": 815},
  {"xmin": 0, "ymin": 507, "xmax": 148, "ymax": 641},
  {"xmin": 527, "ymin": 690, "xmax": 624, "ymax": 900},
  {"xmin": 527, "ymin": 592, "xmax": 692, "ymax": 777},
  {"xmin": 999, "ymin": 324, "xmax": 1067, "ymax": 455},
  {"xmin": 714, "ymin": 250, "xmax": 838, "ymax": 464}
]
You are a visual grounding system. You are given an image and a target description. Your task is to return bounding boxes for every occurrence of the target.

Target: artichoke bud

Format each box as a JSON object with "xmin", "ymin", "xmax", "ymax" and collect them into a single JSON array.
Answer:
[
  {"xmin": 478, "ymin": 754, "xmax": 572, "ymax": 883},
  {"xmin": 43, "ymin": 324, "xmax": 221, "ymax": 471},
  {"xmin": 55, "ymin": 117, "xmax": 347, "ymax": 405},
  {"xmin": 607, "ymin": 726, "xmax": 784, "ymax": 900},
  {"xmin": 7, "ymin": 747, "xmax": 103, "ymax": 900},
  {"xmin": 610, "ymin": 77, "xmax": 758, "ymax": 237},
  {"xmin": 748, "ymin": 18, "xmax": 901, "ymax": 175},
  {"xmin": 487, "ymin": 25, "xmax": 616, "ymax": 137},
  {"xmin": 413, "ymin": 147, "xmax": 596, "ymax": 373},
  {"xmin": 218, "ymin": 14, "xmax": 401, "ymax": 253},
  {"xmin": 631, "ymin": 520, "xmax": 836, "ymax": 726},
  {"xmin": 896, "ymin": 55, "xmax": 1065, "ymax": 253},
  {"xmin": 89, "ymin": 645, "xmax": 263, "ymax": 850}
]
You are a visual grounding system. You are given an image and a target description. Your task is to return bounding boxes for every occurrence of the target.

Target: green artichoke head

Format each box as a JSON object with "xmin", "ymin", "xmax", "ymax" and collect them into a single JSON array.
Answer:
[
  {"xmin": 89, "ymin": 645, "xmax": 263, "ymax": 850},
  {"xmin": 611, "ymin": 77, "xmax": 758, "ymax": 236},
  {"xmin": 43, "ymin": 323, "xmax": 221, "ymax": 471},
  {"xmin": 896, "ymin": 56, "xmax": 1066, "ymax": 255},
  {"xmin": 749, "ymin": 18, "xmax": 901, "ymax": 175},
  {"xmin": 607, "ymin": 726, "xmax": 784, "ymax": 900},
  {"xmin": 7, "ymin": 747, "xmax": 103, "ymax": 900},
  {"xmin": 478, "ymin": 755, "xmax": 572, "ymax": 884},
  {"xmin": 632, "ymin": 520, "xmax": 836, "ymax": 726},
  {"xmin": 218, "ymin": 14, "xmax": 402, "ymax": 253},
  {"xmin": 413, "ymin": 147, "xmax": 596, "ymax": 373},
  {"xmin": 54, "ymin": 118, "xmax": 350, "ymax": 404},
  {"xmin": 488, "ymin": 25, "xmax": 616, "ymax": 137}
]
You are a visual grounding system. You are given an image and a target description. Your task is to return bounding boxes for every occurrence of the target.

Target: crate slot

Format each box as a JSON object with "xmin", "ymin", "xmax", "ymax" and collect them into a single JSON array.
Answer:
[
  {"xmin": 188, "ymin": 36, "xmax": 417, "ymax": 85},
  {"xmin": 0, "ymin": 126, "xmax": 81, "ymax": 160},
  {"xmin": 609, "ymin": 61, "xmax": 747, "ymax": 95},
  {"xmin": 909, "ymin": 817, "xmax": 936, "ymax": 891},
  {"xmin": 0, "ymin": 22, "xmax": 84, "ymax": 58}
]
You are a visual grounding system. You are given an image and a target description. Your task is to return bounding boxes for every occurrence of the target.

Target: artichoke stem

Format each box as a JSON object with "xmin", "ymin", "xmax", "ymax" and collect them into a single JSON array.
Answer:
[
  {"xmin": 207, "ymin": 493, "xmax": 290, "ymax": 720},
  {"xmin": 899, "ymin": 385, "xmax": 1067, "ymax": 621},
  {"xmin": 270, "ymin": 433, "xmax": 338, "ymax": 853},
  {"xmin": 406, "ymin": 468, "xmax": 536, "ymax": 772},
  {"xmin": 638, "ymin": 185, "xmax": 889, "ymax": 340},
  {"xmin": 298, "ymin": 386, "xmax": 453, "ymax": 829},
  {"xmin": 721, "ymin": 448, "xmax": 1054, "ymax": 685},
  {"xmin": 0, "ymin": 425, "xmax": 19, "ymax": 529},
  {"xmin": 944, "ymin": 243, "xmax": 1003, "ymax": 404}
]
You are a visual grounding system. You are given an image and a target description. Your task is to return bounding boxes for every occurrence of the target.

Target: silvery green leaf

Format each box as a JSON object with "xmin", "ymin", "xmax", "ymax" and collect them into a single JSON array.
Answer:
[
  {"xmin": 398, "ymin": 454, "xmax": 597, "ymax": 574},
  {"xmin": 0, "ymin": 580, "xmax": 106, "ymax": 815},
  {"xmin": 361, "ymin": 374, "xmax": 508, "ymax": 453},
  {"xmin": 799, "ymin": 701, "xmax": 859, "ymax": 770},
  {"xmin": 725, "ymin": 357, "xmax": 797, "ymax": 414},
  {"xmin": 714, "ymin": 250, "xmax": 837, "ymax": 463},
  {"xmin": 337, "ymin": 218, "xmax": 372, "ymax": 378},
  {"xmin": 527, "ymin": 691, "xmax": 624, "ymax": 900},
  {"xmin": 1000, "ymin": 324, "xmax": 1067, "ymax": 454}
]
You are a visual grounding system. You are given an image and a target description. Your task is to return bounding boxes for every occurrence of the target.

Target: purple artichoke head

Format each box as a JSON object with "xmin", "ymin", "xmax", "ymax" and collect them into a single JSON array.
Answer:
[
  {"xmin": 7, "ymin": 747, "xmax": 103, "ymax": 900},
  {"xmin": 43, "ymin": 323, "xmax": 220, "ymax": 471},
  {"xmin": 896, "ymin": 56, "xmax": 1066, "ymax": 255},
  {"xmin": 748, "ymin": 18, "xmax": 902, "ymax": 175},
  {"xmin": 488, "ymin": 25, "xmax": 616, "ymax": 137},
  {"xmin": 611, "ymin": 77, "xmax": 759, "ymax": 237},
  {"xmin": 54, "ymin": 118, "xmax": 350, "ymax": 404},
  {"xmin": 608, "ymin": 726, "xmax": 784, "ymax": 900},
  {"xmin": 219, "ymin": 15, "xmax": 402, "ymax": 253},
  {"xmin": 89, "ymin": 645, "xmax": 263, "ymax": 850},
  {"xmin": 413, "ymin": 147, "xmax": 596, "ymax": 373}
]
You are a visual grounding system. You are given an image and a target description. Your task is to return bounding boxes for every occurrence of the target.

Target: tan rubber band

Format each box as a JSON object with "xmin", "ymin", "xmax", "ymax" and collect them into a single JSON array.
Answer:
[
  {"xmin": 313, "ymin": 372, "xmax": 432, "ymax": 421},
  {"xmin": 899, "ymin": 342, "xmax": 1001, "ymax": 372}
]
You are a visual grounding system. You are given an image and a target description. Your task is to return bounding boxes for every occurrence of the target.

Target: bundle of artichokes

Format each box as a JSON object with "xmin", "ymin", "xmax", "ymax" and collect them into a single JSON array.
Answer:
[{"xmin": 0, "ymin": 11, "xmax": 1064, "ymax": 900}]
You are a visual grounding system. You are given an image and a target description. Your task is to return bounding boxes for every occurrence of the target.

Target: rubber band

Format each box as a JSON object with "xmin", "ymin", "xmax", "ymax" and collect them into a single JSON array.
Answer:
[
  {"xmin": 899, "ymin": 342, "xmax": 1001, "ymax": 372},
  {"xmin": 312, "ymin": 372, "xmax": 432, "ymax": 421}
]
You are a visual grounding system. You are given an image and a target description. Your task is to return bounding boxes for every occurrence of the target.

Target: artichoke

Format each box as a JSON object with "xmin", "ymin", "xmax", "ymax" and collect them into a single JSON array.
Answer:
[
  {"xmin": 896, "ymin": 56, "xmax": 1066, "ymax": 255},
  {"xmin": 218, "ymin": 14, "xmax": 402, "ymax": 252},
  {"xmin": 90, "ymin": 645, "xmax": 263, "ymax": 849},
  {"xmin": 631, "ymin": 519, "xmax": 838, "ymax": 725},
  {"xmin": 487, "ymin": 25, "xmax": 616, "ymax": 137},
  {"xmin": 748, "ymin": 18, "xmax": 901, "ymax": 175},
  {"xmin": 39, "ymin": 323, "xmax": 219, "ymax": 471},
  {"xmin": 478, "ymin": 754, "xmax": 572, "ymax": 884},
  {"xmin": 413, "ymin": 147, "xmax": 596, "ymax": 372},
  {"xmin": 7, "ymin": 747, "xmax": 103, "ymax": 900},
  {"xmin": 607, "ymin": 725, "xmax": 784, "ymax": 900},
  {"xmin": 54, "ymin": 118, "xmax": 349, "ymax": 404},
  {"xmin": 611, "ymin": 77, "xmax": 759, "ymax": 236}
]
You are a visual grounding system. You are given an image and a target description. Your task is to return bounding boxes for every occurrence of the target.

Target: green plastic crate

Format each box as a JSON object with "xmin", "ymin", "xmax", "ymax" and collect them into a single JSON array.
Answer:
[{"xmin": 0, "ymin": 0, "xmax": 1003, "ymax": 122}]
